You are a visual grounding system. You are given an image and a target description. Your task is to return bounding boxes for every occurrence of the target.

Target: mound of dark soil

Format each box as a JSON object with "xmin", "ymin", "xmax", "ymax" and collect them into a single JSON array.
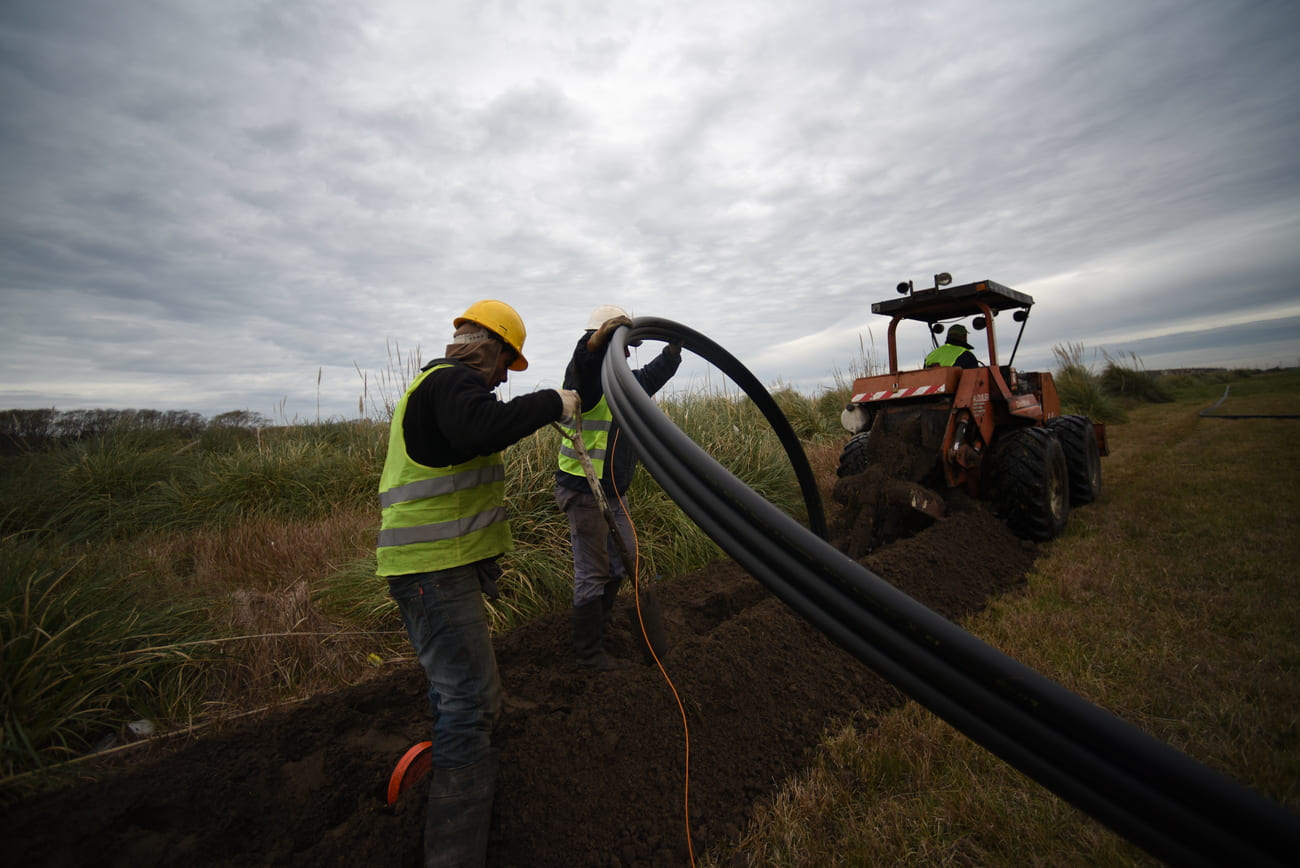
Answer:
[{"xmin": 1, "ymin": 503, "xmax": 1035, "ymax": 867}]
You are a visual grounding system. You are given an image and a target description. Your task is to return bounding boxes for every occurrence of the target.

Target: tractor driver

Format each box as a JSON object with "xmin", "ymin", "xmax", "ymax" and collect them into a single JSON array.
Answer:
[{"xmin": 924, "ymin": 324, "xmax": 981, "ymax": 369}]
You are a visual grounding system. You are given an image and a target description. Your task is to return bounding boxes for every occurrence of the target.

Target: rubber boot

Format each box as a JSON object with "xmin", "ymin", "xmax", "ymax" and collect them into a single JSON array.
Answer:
[
  {"xmin": 572, "ymin": 599, "xmax": 627, "ymax": 671},
  {"xmin": 424, "ymin": 751, "xmax": 497, "ymax": 868},
  {"xmin": 600, "ymin": 577, "xmax": 624, "ymax": 626}
]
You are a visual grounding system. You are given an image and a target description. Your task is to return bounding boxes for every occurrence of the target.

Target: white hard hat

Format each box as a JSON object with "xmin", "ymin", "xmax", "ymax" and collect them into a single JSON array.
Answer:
[{"xmin": 585, "ymin": 305, "xmax": 630, "ymax": 330}]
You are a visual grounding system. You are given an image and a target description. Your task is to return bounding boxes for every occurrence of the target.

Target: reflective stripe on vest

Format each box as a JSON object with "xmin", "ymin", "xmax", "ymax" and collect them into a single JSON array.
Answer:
[
  {"xmin": 925, "ymin": 344, "xmax": 968, "ymax": 367},
  {"xmin": 376, "ymin": 364, "xmax": 512, "ymax": 577},
  {"xmin": 557, "ymin": 395, "xmax": 613, "ymax": 480},
  {"xmin": 376, "ymin": 504, "xmax": 507, "ymax": 548},
  {"xmin": 379, "ymin": 463, "xmax": 504, "ymax": 509}
]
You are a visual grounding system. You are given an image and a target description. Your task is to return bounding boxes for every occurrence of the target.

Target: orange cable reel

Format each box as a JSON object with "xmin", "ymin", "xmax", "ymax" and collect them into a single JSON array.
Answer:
[{"xmin": 386, "ymin": 740, "xmax": 433, "ymax": 805}]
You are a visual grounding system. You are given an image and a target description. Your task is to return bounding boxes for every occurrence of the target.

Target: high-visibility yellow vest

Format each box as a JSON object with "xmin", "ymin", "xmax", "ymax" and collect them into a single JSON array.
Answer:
[
  {"xmin": 924, "ymin": 344, "xmax": 969, "ymax": 367},
  {"xmin": 556, "ymin": 394, "xmax": 613, "ymax": 481},
  {"xmin": 376, "ymin": 364, "xmax": 512, "ymax": 577}
]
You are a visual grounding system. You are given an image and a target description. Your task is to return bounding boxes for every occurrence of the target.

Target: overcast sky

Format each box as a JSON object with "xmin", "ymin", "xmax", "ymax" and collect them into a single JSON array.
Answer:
[{"xmin": 3, "ymin": 0, "xmax": 1298, "ymax": 423}]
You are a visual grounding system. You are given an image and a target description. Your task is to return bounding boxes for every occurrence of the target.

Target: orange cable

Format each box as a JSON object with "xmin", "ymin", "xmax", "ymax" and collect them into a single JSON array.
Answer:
[{"xmin": 610, "ymin": 427, "xmax": 696, "ymax": 867}]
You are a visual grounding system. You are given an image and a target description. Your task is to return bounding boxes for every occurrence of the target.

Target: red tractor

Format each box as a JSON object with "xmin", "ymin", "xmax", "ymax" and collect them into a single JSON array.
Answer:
[{"xmin": 837, "ymin": 273, "xmax": 1106, "ymax": 542}]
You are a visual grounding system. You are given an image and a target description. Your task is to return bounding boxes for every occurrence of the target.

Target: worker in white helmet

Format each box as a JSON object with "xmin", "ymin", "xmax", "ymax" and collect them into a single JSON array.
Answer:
[{"xmin": 554, "ymin": 306, "xmax": 682, "ymax": 669}]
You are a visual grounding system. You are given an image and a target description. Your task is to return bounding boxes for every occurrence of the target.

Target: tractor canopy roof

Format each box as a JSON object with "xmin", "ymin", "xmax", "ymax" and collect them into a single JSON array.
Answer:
[{"xmin": 871, "ymin": 279, "xmax": 1033, "ymax": 324}]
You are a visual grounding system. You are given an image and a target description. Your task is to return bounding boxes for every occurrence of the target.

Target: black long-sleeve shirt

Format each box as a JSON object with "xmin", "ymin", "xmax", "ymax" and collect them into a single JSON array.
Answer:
[
  {"xmin": 403, "ymin": 360, "xmax": 561, "ymax": 468},
  {"xmin": 555, "ymin": 334, "xmax": 681, "ymax": 496}
]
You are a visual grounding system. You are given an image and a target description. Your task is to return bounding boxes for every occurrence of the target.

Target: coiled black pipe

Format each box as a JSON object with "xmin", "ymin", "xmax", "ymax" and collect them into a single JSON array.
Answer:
[{"xmin": 603, "ymin": 316, "xmax": 1299, "ymax": 868}]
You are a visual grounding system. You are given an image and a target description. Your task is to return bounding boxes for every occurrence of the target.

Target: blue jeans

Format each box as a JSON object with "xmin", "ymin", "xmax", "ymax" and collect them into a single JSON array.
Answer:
[{"xmin": 388, "ymin": 562, "xmax": 502, "ymax": 769}]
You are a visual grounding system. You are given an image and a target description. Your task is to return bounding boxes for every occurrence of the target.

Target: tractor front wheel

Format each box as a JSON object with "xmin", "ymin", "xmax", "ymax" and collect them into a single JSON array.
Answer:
[
  {"xmin": 989, "ymin": 426, "xmax": 1070, "ymax": 541},
  {"xmin": 836, "ymin": 431, "xmax": 871, "ymax": 478}
]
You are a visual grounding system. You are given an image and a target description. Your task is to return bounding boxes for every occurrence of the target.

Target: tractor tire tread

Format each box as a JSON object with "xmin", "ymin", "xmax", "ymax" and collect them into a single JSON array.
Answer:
[
  {"xmin": 836, "ymin": 431, "xmax": 871, "ymax": 478},
  {"xmin": 989, "ymin": 426, "xmax": 1070, "ymax": 541},
  {"xmin": 1046, "ymin": 415, "xmax": 1102, "ymax": 506}
]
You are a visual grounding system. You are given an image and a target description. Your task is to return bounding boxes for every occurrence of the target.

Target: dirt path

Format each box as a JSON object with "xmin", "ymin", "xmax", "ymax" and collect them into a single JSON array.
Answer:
[{"xmin": 1, "ymin": 502, "xmax": 1035, "ymax": 867}]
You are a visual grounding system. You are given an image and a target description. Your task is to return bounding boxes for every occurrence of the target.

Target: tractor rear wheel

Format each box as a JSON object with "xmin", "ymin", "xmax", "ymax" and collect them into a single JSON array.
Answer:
[
  {"xmin": 1046, "ymin": 415, "xmax": 1102, "ymax": 505},
  {"xmin": 836, "ymin": 431, "xmax": 871, "ymax": 477},
  {"xmin": 989, "ymin": 427, "xmax": 1070, "ymax": 541}
]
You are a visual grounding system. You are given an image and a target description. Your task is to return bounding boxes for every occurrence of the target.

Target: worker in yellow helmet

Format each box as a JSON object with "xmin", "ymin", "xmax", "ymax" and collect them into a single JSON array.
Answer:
[
  {"xmin": 378, "ymin": 299, "xmax": 578, "ymax": 867},
  {"xmin": 555, "ymin": 305, "xmax": 681, "ymax": 669}
]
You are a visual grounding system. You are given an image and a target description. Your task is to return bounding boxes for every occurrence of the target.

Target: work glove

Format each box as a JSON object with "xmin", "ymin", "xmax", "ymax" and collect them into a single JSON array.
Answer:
[
  {"xmin": 664, "ymin": 341, "xmax": 682, "ymax": 358},
  {"xmin": 556, "ymin": 389, "xmax": 581, "ymax": 423},
  {"xmin": 588, "ymin": 315, "xmax": 634, "ymax": 350},
  {"xmin": 475, "ymin": 559, "xmax": 503, "ymax": 601}
]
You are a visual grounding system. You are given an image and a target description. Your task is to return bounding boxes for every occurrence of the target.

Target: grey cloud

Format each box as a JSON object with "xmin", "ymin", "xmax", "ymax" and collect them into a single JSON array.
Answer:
[
  {"xmin": 1120, "ymin": 317, "xmax": 1300, "ymax": 358},
  {"xmin": 236, "ymin": 0, "xmax": 370, "ymax": 67},
  {"xmin": 569, "ymin": 34, "xmax": 628, "ymax": 75},
  {"xmin": 478, "ymin": 80, "xmax": 586, "ymax": 151},
  {"xmin": 242, "ymin": 121, "xmax": 305, "ymax": 152}
]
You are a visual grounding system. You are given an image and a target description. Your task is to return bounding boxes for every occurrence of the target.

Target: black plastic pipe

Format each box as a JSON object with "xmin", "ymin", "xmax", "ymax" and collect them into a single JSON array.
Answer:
[{"xmin": 603, "ymin": 316, "xmax": 1300, "ymax": 867}]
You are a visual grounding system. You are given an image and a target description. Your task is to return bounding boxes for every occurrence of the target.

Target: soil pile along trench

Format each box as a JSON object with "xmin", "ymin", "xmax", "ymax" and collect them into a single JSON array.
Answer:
[
  {"xmin": 1, "ymin": 500, "xmax": 1035, "ymax": 868},
  {"xmin": 829, "ymin": 420, "xmax": 955, "ymax": 558}
]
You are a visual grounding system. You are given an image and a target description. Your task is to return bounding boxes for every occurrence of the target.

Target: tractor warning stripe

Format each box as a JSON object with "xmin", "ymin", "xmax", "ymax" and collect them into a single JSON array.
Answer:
[{"xmin": 851, "ymin": 384, "xmax": 947, "ymax": 403}]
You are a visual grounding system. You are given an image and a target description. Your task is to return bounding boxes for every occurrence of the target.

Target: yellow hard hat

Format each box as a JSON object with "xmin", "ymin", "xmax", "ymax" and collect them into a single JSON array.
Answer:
[{"xmin": 454, "ymin": 299, "xmax": 529, "ymax": 371}]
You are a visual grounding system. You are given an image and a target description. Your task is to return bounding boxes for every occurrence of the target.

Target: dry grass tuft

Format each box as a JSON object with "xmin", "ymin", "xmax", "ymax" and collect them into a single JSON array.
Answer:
[
  {"xmin": 136, "ymin": 510, "xmax": 376, "ymax": 596},
  {"xmin": 209, "ymin": 580, "xmax": 369, "ymax": 707},
  {"xmin": 124, "ymin": 510, "xmax": 403, "ymax": 713}
]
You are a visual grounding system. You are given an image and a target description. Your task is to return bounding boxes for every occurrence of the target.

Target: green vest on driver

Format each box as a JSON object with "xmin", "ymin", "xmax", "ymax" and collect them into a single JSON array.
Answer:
[{"xmin": 925, "ymin": 343, "xmax": 970, "ymax": 367}]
